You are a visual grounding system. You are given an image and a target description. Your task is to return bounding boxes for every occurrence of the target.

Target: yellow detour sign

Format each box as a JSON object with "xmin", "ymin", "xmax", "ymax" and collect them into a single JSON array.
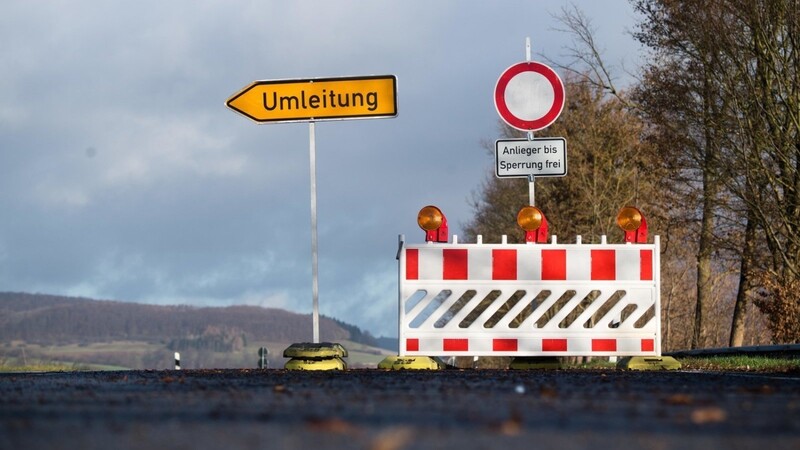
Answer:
[{"xmin": 226, "ymin": 75, "xmax": 397, "ymax": 123}]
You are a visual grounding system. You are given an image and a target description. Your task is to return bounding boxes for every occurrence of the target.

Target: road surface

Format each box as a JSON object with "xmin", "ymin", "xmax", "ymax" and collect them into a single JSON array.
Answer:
[{"xmin": 2, "ymin": 369, "xmax": 799, "ymax": 449}]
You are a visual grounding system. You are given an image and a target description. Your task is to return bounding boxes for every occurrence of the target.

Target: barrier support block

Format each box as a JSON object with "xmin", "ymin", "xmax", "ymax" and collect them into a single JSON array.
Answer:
[
  {"xmin": 283, "ymin": 342, "xmax": 348, "ymax": 371},
  {"xmin": 378, "ymin": 355, "xmax": 446, "ymax": 370},
  {"xmin": 616, "ymin": 356, "xmax": 681, "ymax": 371},
  {"xmin": 285, "ymin": 357, "xmax": 347, "ymax": 371}
]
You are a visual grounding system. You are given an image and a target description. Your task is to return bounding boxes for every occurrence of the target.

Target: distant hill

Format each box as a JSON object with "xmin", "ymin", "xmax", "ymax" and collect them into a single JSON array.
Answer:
[
  {"xmin": 376, "ymin": 336, "xmax": 399, "ymax": 352},
  {"xmin": 0, "ymin": 292, "xmax": 393, "ymax": 369}
]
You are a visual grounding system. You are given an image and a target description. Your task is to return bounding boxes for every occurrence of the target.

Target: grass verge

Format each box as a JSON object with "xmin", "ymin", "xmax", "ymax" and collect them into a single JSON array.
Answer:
[{"xmin": 676, "ymin": 355, "xmax": 800, "ymax": 372}]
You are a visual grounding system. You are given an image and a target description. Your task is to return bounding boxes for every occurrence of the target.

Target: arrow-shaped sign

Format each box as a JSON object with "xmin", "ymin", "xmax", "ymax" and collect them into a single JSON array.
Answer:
[{"xmin": 226, "ymin": 75, "xmax": 397, "ymax": 123}]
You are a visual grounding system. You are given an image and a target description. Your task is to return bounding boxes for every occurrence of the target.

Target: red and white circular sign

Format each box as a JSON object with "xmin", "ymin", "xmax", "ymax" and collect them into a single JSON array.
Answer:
[{"xmin": 494, "ymin": 61, "xmax": 565, "ymax": 131}]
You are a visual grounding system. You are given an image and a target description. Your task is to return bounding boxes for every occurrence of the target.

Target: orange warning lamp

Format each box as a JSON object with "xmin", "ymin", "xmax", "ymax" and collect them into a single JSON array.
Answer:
[
  {"xmin": 617, "ymin": 206, "xmax": 648, "ymax": 243},
  {"xmin": 517, "ymin": 206, "xmax": 549, "ymax": 243},
  {"xmin": 418, "ymin": 205, "xmax": 448, "ymax": 243}
]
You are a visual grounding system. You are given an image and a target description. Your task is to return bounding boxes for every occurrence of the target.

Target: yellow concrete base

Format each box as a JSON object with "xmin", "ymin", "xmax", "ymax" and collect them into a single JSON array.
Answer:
[
  {"xmin": 508, "ymin": 357, "xmax": 562, "ymax": 370},
  {"xmin": 616, "ymin": 356, "xmax": 682, "ymax": 371},
  {"xmin": 284, "ymin": 356, "xmax": 347, "ymax": 371},
  {"xmin": 283, "ymin": 342, "xmax": 348, "ymax": 359},
  {"xmin": 283, "ymin": 342, "xmax": 348, "ymax": 371},
  {"xmin": 378, "ymin": 355, "xmax": 446, "ymax": 370}
]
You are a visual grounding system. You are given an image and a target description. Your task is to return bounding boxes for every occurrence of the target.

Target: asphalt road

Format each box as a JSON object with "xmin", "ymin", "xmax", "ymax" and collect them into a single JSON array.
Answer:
[{"xmin": 1, "ymin": 368, "xmax": 799, "ymax": 450}]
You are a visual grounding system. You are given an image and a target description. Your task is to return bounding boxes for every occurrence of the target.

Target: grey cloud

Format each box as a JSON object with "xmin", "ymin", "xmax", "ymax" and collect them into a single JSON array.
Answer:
[{"xmin": 0, "ymin": 0, "xmax": 642, "ymax": 337}]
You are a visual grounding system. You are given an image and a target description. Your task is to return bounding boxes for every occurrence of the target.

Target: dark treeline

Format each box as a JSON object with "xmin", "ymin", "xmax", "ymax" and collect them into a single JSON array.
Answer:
[
  {"xmin": 0, "ymin": 292, "xmax": 361, "ymax": 346},
  {"xmin": 325, "ymin": 316, "xmax": 380, "ymax": 348}
]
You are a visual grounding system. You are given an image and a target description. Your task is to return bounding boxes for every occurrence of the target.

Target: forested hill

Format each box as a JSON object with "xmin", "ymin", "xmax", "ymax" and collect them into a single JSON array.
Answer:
[{"xmin": 0, "ymin": 292, "xmax": 379, "ymax": 348}]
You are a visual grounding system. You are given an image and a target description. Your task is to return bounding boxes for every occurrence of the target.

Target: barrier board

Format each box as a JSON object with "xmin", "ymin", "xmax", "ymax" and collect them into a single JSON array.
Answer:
[{"xmin": 397, "ymin": 235, "xmax": 661, "ymax": 357}]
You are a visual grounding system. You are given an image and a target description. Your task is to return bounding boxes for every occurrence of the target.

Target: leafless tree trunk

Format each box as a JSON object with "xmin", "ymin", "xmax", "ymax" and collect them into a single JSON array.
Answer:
[{"xmin": 729, "ymin": 213, "xmax": 756, "ymax": 346}]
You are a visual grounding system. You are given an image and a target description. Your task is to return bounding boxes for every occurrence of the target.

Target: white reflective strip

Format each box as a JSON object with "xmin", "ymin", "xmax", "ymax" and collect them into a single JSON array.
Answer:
[
  {"xmin": 469, "ymin": 339, "xmax": 493, "ymax": 353},
  {"xmin": 469, "ymin": 248, "xmax": 492, "ymax": 280},
  {"xmin": 406, "ymin": 337, "xmax": 659, "ymax": 355},
  {"xmin": 519, "ymin": 338, "xmax": 541, "ymax": 352},
  {"xmin": 415, "ymin": 338, "xmax": 440, "ymax": 353},
  {"xmin": 567, "ymin": 248, "xmax": 591, "ymax": 279},
  {"xmin": 616, "ymin": 247, "xmax": 640, "ymax": 280},
  {"xmin": 616, "ymin": 338, "xmax": 638, "ymax": 353},
  {"xmin": 568, "ymin": 338, "xmax": 592, "ymax": 353},
  {"xmin": 418, "ymin": 248, "xmax": 443, "ymax": 280},
  {"xmin": 517, "ymin": 247, "xmax": 541, "ymax": 280}
]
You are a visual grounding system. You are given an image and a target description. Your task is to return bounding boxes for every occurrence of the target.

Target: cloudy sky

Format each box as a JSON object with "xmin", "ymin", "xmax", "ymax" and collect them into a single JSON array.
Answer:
[{"xmin": 0, "ymin": 0, "xmax": 643, "ymax": 339}]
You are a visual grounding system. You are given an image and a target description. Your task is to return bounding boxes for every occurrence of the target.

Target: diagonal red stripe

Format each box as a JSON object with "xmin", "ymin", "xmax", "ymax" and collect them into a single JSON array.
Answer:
[
  {"xmin": 542, "ymin": 338, "xmax": 567, "ymax": 352},
  {"xmin": 443, "ymin": 338, "xmax": 469, "ymax": 352},
  {"xmin": 541, "ymin": 249, "xmax": 566, "ymax": 280},
  {"xmin": 592, "ymin": 339, "xmax": 617, "ymax": 352},
  {"xmin": 591, "ymin": 249, "xmax": 616, "ymax": 280},
  {"xmin": 406, "ymin": 249, "xmax": 418, "ymax": 280},
  {"xmin": 493, "ymin": 338, "xmax": 518, "ymax": 352},
  {"xmin": 492, "ymin": 249, "xmax": 517, "ymax": 280},
  {"xmin": 640, "ymin": 249, "xmax": 653, "ymax": 280},
  {"xmin": 443, "ymin": 249, "xmax": 468, "ymax": 280}
]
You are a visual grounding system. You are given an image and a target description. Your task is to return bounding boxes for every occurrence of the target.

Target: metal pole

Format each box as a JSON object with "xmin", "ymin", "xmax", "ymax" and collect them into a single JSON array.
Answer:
[
  {"xmin": 525, "ymin": 37, "xmax": 535, "ymax": 205},
  {"xmin": 528, "ymin": 174, "xmax": 535, "ymax": 206},
  {"xmin": 526, "ymin": 37, "xmax": 531, "ymax": 61},
  {"xmin": 309, "ymin": 121, "xmax": 320, "ymax": 344},
  {"xmin": 397, "ymin": 234, "xmax": 405, "ymax": 355}
]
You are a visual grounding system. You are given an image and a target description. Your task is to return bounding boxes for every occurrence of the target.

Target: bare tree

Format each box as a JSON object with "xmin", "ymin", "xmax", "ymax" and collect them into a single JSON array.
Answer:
[
  {"xmin": 712, "ymin": 0, "xmax": 800, "ymax": 342},
  {"xmin": 634, "ymin": 0, "xmax": 800, "ymax": 344},
  {"xmin": 544, "ymin": 2, "xmax": 778, "ymax": 348}
]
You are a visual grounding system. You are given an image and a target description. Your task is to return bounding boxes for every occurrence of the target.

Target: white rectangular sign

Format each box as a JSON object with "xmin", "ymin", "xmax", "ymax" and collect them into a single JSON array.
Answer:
[{"xmin": 495, "ymin": 138, "xmax": 567, "ymax": 178}]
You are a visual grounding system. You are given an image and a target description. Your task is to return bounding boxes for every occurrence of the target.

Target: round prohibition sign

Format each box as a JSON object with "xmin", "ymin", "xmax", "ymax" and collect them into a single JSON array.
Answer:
[{"xmin": 494, "ymin": 61, "xmax": 565, "ymax": 131}]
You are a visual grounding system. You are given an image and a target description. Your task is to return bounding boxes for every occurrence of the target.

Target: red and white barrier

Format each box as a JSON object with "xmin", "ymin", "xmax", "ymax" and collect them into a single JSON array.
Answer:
[{"xmin": 397, "ymin": 235, "xmax": 661, "ymax": 357}]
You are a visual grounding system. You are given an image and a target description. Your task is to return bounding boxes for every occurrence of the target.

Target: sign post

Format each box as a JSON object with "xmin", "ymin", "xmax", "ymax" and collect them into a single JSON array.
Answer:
[
  {"xmin": 494, "ymin": 39, "xmax": 566, "ymax": 205},
  {"xmin": 227, "ymin": 75, "xmax": 397, "ymax": 344},
  {"xmin": 309, "ymin": 121, "xmax": 319, "ymax": 343}
]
